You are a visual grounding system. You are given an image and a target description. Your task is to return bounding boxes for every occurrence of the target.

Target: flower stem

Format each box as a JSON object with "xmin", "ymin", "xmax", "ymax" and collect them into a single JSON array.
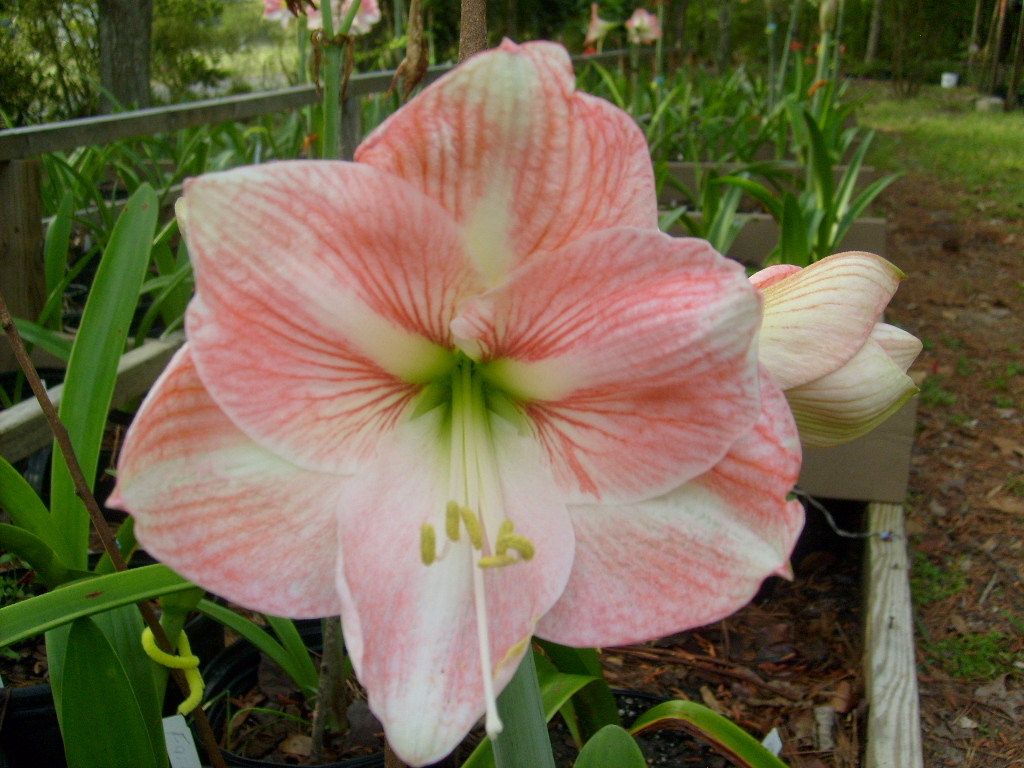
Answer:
[
  {"xmin": 321, "ymin": 0, "xmax": 362, "ymax": 160},
  {"xmin": 492, "ymin": 649, "xmax": 555, "ymax": 768}
]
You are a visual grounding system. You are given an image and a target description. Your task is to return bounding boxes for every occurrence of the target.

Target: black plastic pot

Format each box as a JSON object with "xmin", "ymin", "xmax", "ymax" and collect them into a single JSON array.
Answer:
[
  {"xmin": 202, "ymin": 622, "xmax": 383, "ymax": 768},
  {"xmin": 0, "ymin": 684, "xmax": 67, "ymax": 768}
]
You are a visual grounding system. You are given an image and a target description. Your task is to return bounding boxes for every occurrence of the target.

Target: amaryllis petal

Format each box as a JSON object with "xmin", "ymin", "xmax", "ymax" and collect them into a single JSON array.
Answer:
[
  {"xmin": 109, "ymin": 346, "xmax": 342, "ymax": 617},
  {"xmin": 785, "ymin": 338, "xmax": 919, "ymax": 448},
  {"xmin": 756, "ymin": 252, "xmax": 904, "ymax": 390},
  {"xmin": 872, "ymin": 323, "xmax": 922, "ymax": 372},
  {"xmin": 537, "ymin": 370, "xmax": 803, "ymax": 647},
  {"xmin": 333, "ymin": 410, "xmax": 574, "ymax": 765},
  {"xmin": 179, "ymin": 161, "xmax": 476, "ymax": 473},
  {"xmin": 355, "ymin": 40, "xmax": 657, "ymax": 283},
  {"xmin": 452, "ymin": 229, "xmax": 762, "ymax": 503}
]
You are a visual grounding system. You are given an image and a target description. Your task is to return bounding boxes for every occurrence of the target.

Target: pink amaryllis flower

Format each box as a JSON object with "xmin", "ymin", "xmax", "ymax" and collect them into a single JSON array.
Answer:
[
  {"xmin": 263, "ymin": 0, "xmax": 381, "ymax": 34},
  {"xmin": 625, "ymin": 7, "xmax": 661, "ymax": 44},
  {"xmin": 111, "ymin": 41, "xmax": 802, "ymax": 766},
  {"xmin": 751, "ymin": 252, "xmax": 922, "ymax": 447}
]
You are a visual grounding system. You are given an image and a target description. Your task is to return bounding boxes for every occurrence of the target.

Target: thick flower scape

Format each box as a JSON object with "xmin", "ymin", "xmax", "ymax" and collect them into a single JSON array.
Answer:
[{"xmin": 112, "ymin": 41, "xmax": 805, "ymax": 765}]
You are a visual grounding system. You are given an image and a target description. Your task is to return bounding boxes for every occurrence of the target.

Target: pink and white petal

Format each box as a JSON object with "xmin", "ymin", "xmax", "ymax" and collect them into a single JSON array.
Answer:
[
  {"xmin": 452, "ymin": 229, "xmax": 762, "ymax": 504},
  {"xmin": 871, "ymin": 323, "xmax": 922, "ymax": 373},
  {"xmin": 109, "ymin": 346, "xmax": 342, "ymax": 618},
  {"xmin": 748, "ymin": 263, "xmax": 800, "ymax": 291},
  {"xmin": 355, "ymin": 41, "xmax": 656, "ymax": 283},
  {"xmin": 334, "ymin": 410, "xmax": 574, "ymax": 766},
  {"xmin": 180, "ymin": 161, "xmax": 474, "ymax": 473},
  {"xmin": 759, "ymin": 252, "xmax": 904, "ymax": 390},
  {"xmin": 537, "ymin": 370, "xmax": 803, "ymax": 647},
  {"xmin": 786, "ymin": 338, "xmax": 919, "ymax": 448}
]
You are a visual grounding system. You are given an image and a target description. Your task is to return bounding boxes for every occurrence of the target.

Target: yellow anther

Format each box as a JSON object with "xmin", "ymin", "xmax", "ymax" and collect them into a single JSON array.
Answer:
[
  {"xmin": 420, "ymin": 524, "xmax": 437, "ymax": 565},
  {"xmin": 493, "ymin": 519, "xmax": 536, "ymax": 561},
  {"xmin": 502, "ymin": 534, "xmax": 535, "ymax": 561},
  {"xmin": 478, "ymin": 553, "xmax": 518, "ymax": 569},
  {"xmin": 460, "ymin": 505, "xmax": 485, "ymax": 550},
  {"xmin": 445, "ymin": 501, "xmax": 461, "ymax": 542}
]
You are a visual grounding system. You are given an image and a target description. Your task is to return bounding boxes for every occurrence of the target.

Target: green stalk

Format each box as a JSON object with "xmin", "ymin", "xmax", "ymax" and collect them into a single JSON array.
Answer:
[
  {"xmin": 320, "ymin": 0, "xmax": 362, "ymax": 160},
  {"xmin": 629, "ymin": 42, "xmax": 640, "ymax": 116},
  {"xmin": 492, "ymin": 649, "xmax": 556, "ymax": 768},
  {"xmin": 654, "ymin": 2, "xmax": 665, "ymax": 85}
]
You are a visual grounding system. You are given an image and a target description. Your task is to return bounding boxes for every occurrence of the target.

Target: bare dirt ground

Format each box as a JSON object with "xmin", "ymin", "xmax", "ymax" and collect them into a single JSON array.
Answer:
[{"xmin": 882, "ymin": 172, "xmax": 1024, "ymax": 767}]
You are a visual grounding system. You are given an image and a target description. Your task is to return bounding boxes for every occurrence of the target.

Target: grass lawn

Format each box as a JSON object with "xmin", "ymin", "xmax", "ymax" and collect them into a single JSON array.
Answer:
[{"xmin": 852, "ymin": 81, "xmax": 1024, "ymax": 226}]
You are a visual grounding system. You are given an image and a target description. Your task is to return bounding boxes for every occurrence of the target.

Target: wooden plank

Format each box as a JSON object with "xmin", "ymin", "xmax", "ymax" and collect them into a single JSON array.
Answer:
[
  {"xmin": 0, "ymin": 336, "xmax": 182, "ymax": 463},
  {"xmin": 0, "ymin": 160, "xmax": 46, "ymax": 373},
  {"xmin": 0, "ymin": 50, "xmax": 637, "ymax": 162},
  {"xmin": 798, "ymin": 399, "xmax": 917, "ymax": 503},
  {"xmin": 864, "ymin": 502, "xmax": 924, "ymax": 768}
]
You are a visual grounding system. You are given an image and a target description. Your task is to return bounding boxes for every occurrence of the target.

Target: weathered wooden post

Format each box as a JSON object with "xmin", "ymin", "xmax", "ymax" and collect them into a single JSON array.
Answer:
[{"xmin": 0, "ymin": 159, "xmax": 45, "ymax": 373}]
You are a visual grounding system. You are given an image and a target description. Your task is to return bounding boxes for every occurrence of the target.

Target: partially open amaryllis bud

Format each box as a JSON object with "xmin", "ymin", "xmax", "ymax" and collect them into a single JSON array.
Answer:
[
  {"xmin": 750, "ymin": 252, "xmax": 922, "ymax": 448},
  {"xmin": 584, "ymin": 3, "xmax": 617, "ymax": 48}
]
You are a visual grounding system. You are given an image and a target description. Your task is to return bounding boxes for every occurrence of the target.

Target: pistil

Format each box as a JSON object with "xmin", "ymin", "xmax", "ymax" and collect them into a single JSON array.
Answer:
[{"xmin": 421, "ymin": 357, "xmax": 539, "ymax": 739}]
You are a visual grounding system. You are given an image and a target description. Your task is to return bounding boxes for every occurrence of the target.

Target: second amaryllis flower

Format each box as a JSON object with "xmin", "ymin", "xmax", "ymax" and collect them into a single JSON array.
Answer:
[
  {"xmin": 111, "ymin": 41, "xmax": 803, "ymax": 766},
  {"xmin": 751, "ymin": 253, "xmax": 922, "ymax": 447}
]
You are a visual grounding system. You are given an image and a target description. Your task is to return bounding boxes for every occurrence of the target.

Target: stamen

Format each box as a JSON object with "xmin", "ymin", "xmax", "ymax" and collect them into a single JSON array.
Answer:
[
  {"xmin": 501, "ymin": 534, "xmax": 535, "ymax": 561},
  {"xmin": 445, "ymin": 501, "xmax": 461, "ymax": 541},
  {"xmin": 420, "ymin": 524, "xmax": 437, "ymax": 565},
  {"xmin": 478, "ymin": 553, "xmax": 518, "ymax": 568},
  {"xmin": 460, "ymin": 505, "xmax": 485, "ymax": 550}
]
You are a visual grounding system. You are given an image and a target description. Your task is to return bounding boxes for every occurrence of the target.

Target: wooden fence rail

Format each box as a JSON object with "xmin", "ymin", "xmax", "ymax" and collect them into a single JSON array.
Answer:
[{"xmin": 0, "ymin": 50, "xmax": 634, "ymax": 162}]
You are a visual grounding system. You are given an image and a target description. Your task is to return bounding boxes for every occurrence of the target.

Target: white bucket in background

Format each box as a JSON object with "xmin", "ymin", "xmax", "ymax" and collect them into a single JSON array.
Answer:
[{"xmin": 941, "ymin": 72, "xmax": 959, "ymax": 88}]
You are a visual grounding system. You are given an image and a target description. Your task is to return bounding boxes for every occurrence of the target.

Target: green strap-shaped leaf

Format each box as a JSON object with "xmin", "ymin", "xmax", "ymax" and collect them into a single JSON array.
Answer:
[
  {"xmin": 535, "ymin": 640, "xmax": 621, "ymax": 740},
  {"xmin": 12, "ymin": 317, "xmax": 73, "ymax": 361},
  {"xmin": 0, "ymin": 524, "xmax": 90, "ymax": 588},
  {"xmin": 0, "ymin": 456, "xmax": 60, "ymax": 549},
  {"xmin": 0, "ymin": 564, "xmax": 192, "ymax": 646},
  {"xmin": 57, "ymin": 617, "xmax": 166, "ymax": 768},
  {"xmin": 266, "ymin": 614, "xmax": 321, "ymax": 693},
  {"xmin": 460, "ymin": 666, "xmax": 601, "ymax": 768},
  {"xmin": 196, "ymin": 600, "xmax": 318, "ymax": 696},
  {"xmin": 630, "ymin": 700, "xmax": 789, "ymax": 768},
  {"xmin": 573, "ymin": 725, "xmax": 646, "ymax": 768},
  {"xmin": 50, "ymin": 183, "xmax": 158, "ymax": 568},
  {"xmin": 43, "ymin": 192, "xmax": 75, "ymax": 330}
]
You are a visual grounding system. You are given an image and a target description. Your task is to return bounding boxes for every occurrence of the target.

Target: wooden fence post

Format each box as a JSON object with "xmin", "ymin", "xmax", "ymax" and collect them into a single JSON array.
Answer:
[
  {"xmin": 0, "ymin": 159, "xmax": 45, "ymax": 373},
  {"xmin": 341, "ymin": 94, "xmax": 361, "ymax": 161}
]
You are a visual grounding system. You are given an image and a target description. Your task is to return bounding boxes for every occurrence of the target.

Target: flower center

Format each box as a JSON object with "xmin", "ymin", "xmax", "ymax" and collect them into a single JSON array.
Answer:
[{"xmin": 416, "ymin": 356, "xmax": 536, "ymax": 738}]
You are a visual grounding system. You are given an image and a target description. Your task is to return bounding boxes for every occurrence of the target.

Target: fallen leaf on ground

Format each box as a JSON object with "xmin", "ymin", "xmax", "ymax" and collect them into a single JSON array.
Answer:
[{"xmin": 280, "ymin": 734, "xmax": 312, "ymax": 757}]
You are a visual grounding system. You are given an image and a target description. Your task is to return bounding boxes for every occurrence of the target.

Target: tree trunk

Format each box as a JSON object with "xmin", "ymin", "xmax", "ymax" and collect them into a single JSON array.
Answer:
[
  {"xmin": 990, "ymin": 0, "xmax": 1009, "ymax": 92},
  {"xmin": 983, "ymin": 0, "xmax": 1008, "ymax": 92},
  {"xmin": 1006, "ymin": 2, "xmax": 1024, "ymax": 108},
  {"xmin": 717, "ymin": 0, "xmax": 733, "ymax": 72},
  {"xmin": 864, "ymin": 0, "xmax": 882, "ymax": 64},
  {"xmin": 98, "ymin": 0, "xmax": 152, "ymax": 111},
  {"xmin": 967, "ymin": 0, "xmax": 985, "ymax": 67},
  {"xmin": 668, "ymin": 0, "xmax": 690, "ymax": 67}
]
